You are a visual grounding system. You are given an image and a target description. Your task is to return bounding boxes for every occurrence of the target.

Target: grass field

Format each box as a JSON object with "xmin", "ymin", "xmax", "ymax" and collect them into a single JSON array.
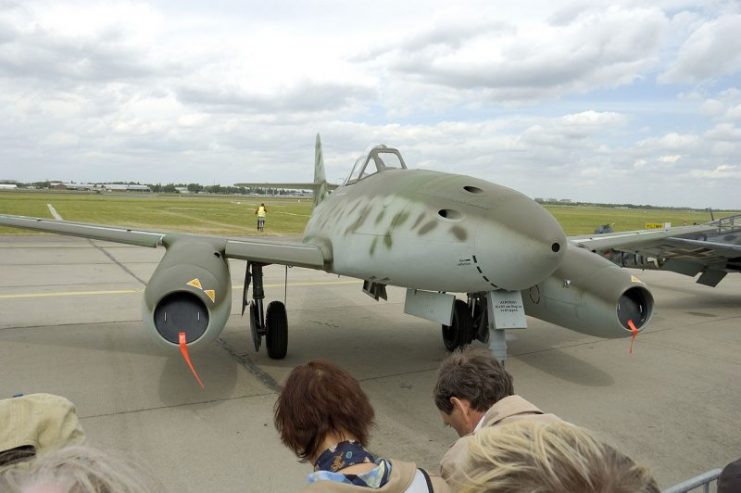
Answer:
[{"xmin": 0, "ymin": 190, "xmax": 737, "ymax": 237}]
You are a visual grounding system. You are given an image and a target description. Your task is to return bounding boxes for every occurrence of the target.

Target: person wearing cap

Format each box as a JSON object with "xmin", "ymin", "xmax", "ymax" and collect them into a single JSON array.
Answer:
[
  {"xmin": 718, "ymin": 457, "xmax": 741, "ymax": 493},
  {"xmin": 0, "ymin": 393, "xmax": 86, "ymax": 469}
]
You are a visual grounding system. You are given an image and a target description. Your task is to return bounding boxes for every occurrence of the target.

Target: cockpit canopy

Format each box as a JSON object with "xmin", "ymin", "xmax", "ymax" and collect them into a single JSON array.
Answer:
[{"xmin": 344, "ymin": 145, "xmax": 407, "ymax": 185}]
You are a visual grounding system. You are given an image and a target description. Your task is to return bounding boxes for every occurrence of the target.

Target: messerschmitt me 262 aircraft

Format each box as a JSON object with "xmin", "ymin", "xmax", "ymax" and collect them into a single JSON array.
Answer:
[{"xmin": 0, "ymin": 136, "xmax": 716, "ymax": 374}]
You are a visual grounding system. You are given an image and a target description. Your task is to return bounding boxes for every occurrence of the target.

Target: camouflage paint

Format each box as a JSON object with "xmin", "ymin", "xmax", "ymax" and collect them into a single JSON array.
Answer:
[{"xmin": 303, "ymin": 157, "xmax": 567, "ymax": 292}]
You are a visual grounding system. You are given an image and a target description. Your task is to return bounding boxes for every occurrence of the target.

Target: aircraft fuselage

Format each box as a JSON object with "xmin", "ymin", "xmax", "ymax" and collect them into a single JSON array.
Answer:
[{"xmin": 304, "ymin": 168, "xmax": 567, "ymax": 293}]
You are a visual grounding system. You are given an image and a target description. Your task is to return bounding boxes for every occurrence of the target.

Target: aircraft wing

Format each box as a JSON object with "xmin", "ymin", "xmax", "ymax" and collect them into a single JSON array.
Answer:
[
  {"xmin": 571, "ymin": 220, "xmax": 741, "ymax": 287},
  {"xmin": 0, "ymin": 214, "xmax": 326, "ymax": 269},
  {"xmin": 570, "ymin": 224, "xmax": 716, "ymax": 251}
]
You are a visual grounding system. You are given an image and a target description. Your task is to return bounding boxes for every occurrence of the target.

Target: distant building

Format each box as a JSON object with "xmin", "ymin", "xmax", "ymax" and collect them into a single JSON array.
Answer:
[
  {"xmin": 63, "ymin": 182, "xmax": 95, "ymax": 191},
  {"xmin": 0, "ymin": 183, "xmax": 17, "ymax": 190},
  {"xmin": 102, "ymin": 184, "xmax": 151, "ymax": 192}
]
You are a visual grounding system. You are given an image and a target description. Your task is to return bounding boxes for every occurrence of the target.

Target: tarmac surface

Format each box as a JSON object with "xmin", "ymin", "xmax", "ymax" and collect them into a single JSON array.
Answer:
[{"xmin": 1, "ymin": 235, "xmax": 739, "ymax": 492}]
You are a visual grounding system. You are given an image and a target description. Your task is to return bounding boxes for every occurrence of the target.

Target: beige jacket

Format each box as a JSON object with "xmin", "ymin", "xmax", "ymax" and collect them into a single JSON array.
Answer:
[
  {"xmin": 297, "ymin": 459, "xmax": 450, "ymax": 493},
  {"xmin": 439, "ymin": 395, "xmax": 561, "ymax": 485}
]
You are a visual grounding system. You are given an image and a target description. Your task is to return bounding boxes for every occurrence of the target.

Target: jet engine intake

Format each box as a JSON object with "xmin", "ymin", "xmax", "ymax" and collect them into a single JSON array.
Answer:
[
  {"xmin": 142, "ymin": 239, "xmax": 232, "ymax": 349},
  {"xmin": 522, "ymin": 246, "xmax": 653, "ymax": 338}
]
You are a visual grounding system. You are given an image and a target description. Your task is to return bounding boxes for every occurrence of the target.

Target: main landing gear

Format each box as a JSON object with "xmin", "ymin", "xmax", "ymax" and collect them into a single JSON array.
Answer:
[
  {"xmin": 441, "ymin": 294, "xmax": 490, "ymax": 351},
  {"xmin": 243, "ymin": 261, "xmax": 288, "ymax": 359}
]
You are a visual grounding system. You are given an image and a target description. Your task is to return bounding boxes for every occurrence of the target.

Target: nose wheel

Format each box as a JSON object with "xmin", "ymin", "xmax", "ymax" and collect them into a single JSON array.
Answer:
[
  {"xmin": 243, "ymin": 262, "xmax": 288, "ymax": 359},
  {"xmin": 442, "ymin": 299, "xmax": 474, "ymax": 351}
]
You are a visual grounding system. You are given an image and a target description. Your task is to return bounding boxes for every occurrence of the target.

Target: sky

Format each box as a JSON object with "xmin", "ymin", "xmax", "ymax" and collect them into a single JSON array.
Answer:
[{"xmin": 0, "ymin": 0, "xmax": 740, "ymax": 209}]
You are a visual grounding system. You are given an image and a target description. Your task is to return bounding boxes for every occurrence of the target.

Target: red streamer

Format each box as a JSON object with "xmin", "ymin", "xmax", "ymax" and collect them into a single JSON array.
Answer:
[
  {"xmin": 178, "ymin": 331, "xmax": 204, "ymax": 389},
  {"xmin": 628, "ymin": 320, "xmax": 639, "ymax": 354}
]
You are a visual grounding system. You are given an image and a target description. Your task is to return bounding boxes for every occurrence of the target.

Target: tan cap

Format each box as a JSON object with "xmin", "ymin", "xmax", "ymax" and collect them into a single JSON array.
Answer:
[{"xmin": 0, "ymin": 393, "xmax": 85, "ymax": 461}]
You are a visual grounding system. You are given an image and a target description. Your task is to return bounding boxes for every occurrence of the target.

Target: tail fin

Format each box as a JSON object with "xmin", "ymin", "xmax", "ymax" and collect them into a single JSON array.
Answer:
[{"xmin": 314, "ymin": 134, "xmax": 329, "ymax": 207}]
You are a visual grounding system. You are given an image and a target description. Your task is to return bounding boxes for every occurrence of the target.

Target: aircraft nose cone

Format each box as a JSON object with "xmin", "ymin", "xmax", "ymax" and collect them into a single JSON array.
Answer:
[{"xmin": 475, "ymin": 192, "xmax": 566, "ymax": 291}]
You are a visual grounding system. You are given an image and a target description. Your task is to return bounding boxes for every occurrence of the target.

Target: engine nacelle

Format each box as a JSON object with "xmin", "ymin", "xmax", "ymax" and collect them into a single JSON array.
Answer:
[
  {"xmin": 522, "ymin": 246, "xmax": 653, "ymax": 338},
  {"xmin": 142, "ymin": 238, "xmax": 232, "ymax": 350}
]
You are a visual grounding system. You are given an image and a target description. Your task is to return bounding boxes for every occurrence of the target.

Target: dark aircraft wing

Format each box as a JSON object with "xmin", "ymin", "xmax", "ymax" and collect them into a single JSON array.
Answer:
[
  {"xmin": 570, "ymin": 224, "xmax": 716, "ymax": 251},
  {"xmin": 571, "ymin": 218, "xmax": 741, "ymax": 287},
  {"xmin": 0, "ymin": 214, "xmax": 326, "ymax": 269}
]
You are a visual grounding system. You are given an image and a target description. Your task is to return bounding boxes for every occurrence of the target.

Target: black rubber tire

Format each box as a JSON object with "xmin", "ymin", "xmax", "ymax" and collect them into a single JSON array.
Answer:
[
  {"xmin": 441, "ymin": 299, "xmax": 473, "ymax": 351},
  {"xmin": 266, "ymin": 301, "xmax": 288, "ymax": 359}
]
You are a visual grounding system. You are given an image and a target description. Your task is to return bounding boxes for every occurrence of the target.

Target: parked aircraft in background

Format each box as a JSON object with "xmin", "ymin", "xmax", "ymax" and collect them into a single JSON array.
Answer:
[
  {"xmin": 577, "ymin": 215, "xmax": 741, "ymax": 287},
  {"xmin": 0, "ymin": 135, "xmax": 715, "ymax": 377}
]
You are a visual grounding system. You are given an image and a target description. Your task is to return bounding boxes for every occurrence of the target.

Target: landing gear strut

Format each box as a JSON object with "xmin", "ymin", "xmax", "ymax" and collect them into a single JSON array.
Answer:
[{"xmin": 243, "ymin": 261, "xmax": 288, "ymax": 359}]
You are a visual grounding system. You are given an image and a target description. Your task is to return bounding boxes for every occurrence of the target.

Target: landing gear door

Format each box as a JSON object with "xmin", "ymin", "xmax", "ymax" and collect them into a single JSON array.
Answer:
[{"xmin": 404, "ymin": 289, "xmax": 455, "ymax": 325}]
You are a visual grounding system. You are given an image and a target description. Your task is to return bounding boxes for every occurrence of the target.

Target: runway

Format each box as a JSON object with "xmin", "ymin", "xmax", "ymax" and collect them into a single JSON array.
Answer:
[{"xmin": 1, "ymin": 235, "xmax": 739, "ymax": 491}]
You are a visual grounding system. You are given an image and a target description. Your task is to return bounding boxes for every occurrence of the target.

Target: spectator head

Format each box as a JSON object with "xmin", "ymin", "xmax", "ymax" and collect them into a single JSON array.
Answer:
[
  {"xmin": 434, "ymin": 347, "xmax": 513, "ymax": 436},
  {"xmin": 0, "ymin": 394, "xmax": 85, "ymax": 469},
  {"xmin": 274, "ymin": 360, "xmax": 375, "ymax": 463},
  {"xmin": 718, "ymin": 457, "xmax": 741, "ymax": 493},
  {"xmin": 0, "ymin": 445, "xmax": 163, "ymax": 493},
  {"xmin": 458, "ymin": 420, "xmax": 659, "ymax": 493}
]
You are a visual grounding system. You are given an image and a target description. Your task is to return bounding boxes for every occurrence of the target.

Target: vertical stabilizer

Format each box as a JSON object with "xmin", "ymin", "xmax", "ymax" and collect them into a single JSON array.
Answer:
[{"xmin": 314, "ymin": 134, "xmax": 329, "ymax": 206}]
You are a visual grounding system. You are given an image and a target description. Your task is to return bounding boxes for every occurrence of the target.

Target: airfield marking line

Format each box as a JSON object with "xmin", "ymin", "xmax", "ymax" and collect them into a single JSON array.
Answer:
[
  {"xmin": 47, "ymin": 204, "xmax": 62, "ymax": 220},
  {"xmin": 258, "ymin": 279, "xmax": 358, "ymax": 288},
  {"xmin": 0, "ymin": 289, "xmax": 143, "ymax": 299},
  {"xmin": 0, "ymin": 279, "xmax": 359, "ymax": 300}
]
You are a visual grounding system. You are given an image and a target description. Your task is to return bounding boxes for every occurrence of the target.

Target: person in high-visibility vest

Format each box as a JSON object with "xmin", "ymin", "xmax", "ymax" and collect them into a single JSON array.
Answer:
[{"xmin": 255, "ymin": 203, "xmax": 267, "ymax": 232}]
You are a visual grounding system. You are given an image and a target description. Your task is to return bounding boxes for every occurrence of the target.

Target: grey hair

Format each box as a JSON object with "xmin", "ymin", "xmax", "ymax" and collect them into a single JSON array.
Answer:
[{"xmin": 0, "ymin": 445, "xmax": 164, "ymax": 493}]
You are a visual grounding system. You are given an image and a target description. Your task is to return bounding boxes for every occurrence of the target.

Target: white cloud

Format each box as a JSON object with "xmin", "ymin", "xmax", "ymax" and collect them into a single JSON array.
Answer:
[
  {"xmin": 660, "ymin": 14, "xmax": 741, "ymax": 83},
  {"xmin": 704, "ymin": 123, "xmax": 741, "ymax": 141},
  {"xmin": 637, "ymin": 132, "xmax": 701, "ymax": 151},
  {"xmin": 0, "ymin": 1, "xmax": 740, "ymax": 208},
  {"xmin": 368, "ymin": 5, "xmax": 668, "ymax": 103},
  {"xmin": 690, "ymin": 164, "xmax": 741, "ymax": 178},
  {"xmin": 657, "ymin": 154, "xmax": 682, "ymax": 164}
]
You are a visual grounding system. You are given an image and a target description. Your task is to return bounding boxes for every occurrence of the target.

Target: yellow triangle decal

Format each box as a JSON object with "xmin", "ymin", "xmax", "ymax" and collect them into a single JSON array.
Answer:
[
  {"xmin": 204, "ymin": 289, "xmax": 216, "ymax": 303},
  {"xmin": 187, "ymin": 278, "xmax": 203, "ymax": 290},
  {"xmin": 630, "ymin": 275, "xmax": 642, "ymax": 284}
]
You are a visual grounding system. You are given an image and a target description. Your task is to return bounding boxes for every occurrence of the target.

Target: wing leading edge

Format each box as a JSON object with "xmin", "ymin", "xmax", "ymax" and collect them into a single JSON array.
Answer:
[
  {"xmin": 0, "ymin": 213, "xmax": 326, "ymax": 269},
  {"xmin": 570, "ymin": 224, "xmax": 716, "ymax": 251}
]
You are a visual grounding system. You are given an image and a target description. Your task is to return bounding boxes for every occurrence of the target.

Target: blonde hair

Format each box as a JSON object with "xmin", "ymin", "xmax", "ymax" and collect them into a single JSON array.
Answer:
[
  {"xmin": 458, "ymin": 420, "xmax": 659, "ymax": 493},
  {"xmin": 0, "ymin": 445, "xmax": 164, "ymax": 493}
]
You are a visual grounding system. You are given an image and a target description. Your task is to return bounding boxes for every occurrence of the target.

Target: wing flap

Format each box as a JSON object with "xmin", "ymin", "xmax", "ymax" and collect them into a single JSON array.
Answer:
[{"xmin": 663, "ymin": 237, "xmax": 741, "ymax": 259}]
